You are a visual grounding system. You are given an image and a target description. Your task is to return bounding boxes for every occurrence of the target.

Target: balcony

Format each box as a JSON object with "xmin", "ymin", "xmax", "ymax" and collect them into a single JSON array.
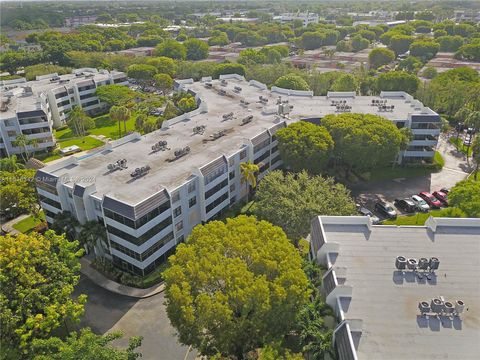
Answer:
[
  {"xmin": 404, "ymin": 150, "xmax": 435, "ymax": 158},
  {"xmin": 410, "ymin": 139, "xmax": 438, "ymax": 147},
  {"xmin": 20, "ymin": 121, "xmax": 49, "ymax": 131},
  {"xmin": 411, "ymin": 128, "xmax": 441, "ymax": 136}
]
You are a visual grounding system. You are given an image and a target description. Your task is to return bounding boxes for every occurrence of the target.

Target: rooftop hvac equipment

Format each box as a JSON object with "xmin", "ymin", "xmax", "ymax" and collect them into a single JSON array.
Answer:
[
  {"xmin": 85, "ymin": 74, "xmax": 95, "ymax": 78},
  {"xmin": 418, "ymin": 257, "xmax": 429, "ymax": 270},
  {"xmin": 276, "ymin": 97, "xmax": 282, "ymax": 105},
  {"xmin": 107, "ymin": 159, "xmax": 127, "ymax": 171},
  {"xmin": 431, "ymin": 298, "xmax": 444, "ymax": 313},
  {"xmin": 221, "ymin": 79, "xmax": 227, "ymax": 86},
  {"xmin": 49, "ymin": 76, "xmax": 60, "ymax": 82},
  {"xmin": 193, "ymin": 125, "xmax": 206, "ymax": 135},
  {"xmin": 219, "ymin": 89, "xmax": 226, "ymax": 96},
  {"xmin": 331, "ymin": 100, "xmax": 347, "ymax": 106},
  {"xmin": 418, "ymin": 301, "xmax": 430, "ymax": 314},
  {"xmin": 444, "ymin": 301, "xmax": 454, "ymax": 315},
  {"xmin": 130, "ymin": 165, "xmax": 151, "ymax": 178},
  {"xmin": 75, "ymin": 72, "xmax": 84, "ymax": 77},
  {"xmin": 242, "ymin": 115, "xmax": 253, "ymax": 125},
  {"xmin": 407, "ymin": 258, "xmax": 417, "ymax": 270},
  {"xmin": 429, "ymin": 257, "xmax": 439, "ymax": 270},
  {"xmin": 151, "ymin": 140, "xmax": 168, "ymax": 152},
  {"xmin": 259, "ymin": 95, "xmax": 268, "ymax": 104},
  {"xmin": 455, "ymin": 300, "xmax": 465, "ymax": 314},
  {"xmin": 205, "ymin": 82, "xmax": 213, "ymax": 88},
  {"xmin": 211, "ymin": 130, "xmax": 227, "ymax": 140},
  {"xmin": 278, "ymin": 102, "xmax": 291, "ymax": 115},
  {"xmin": 222, "ymin": 112, "xmax": 234, "ymax": 120},
  {"xmin": 240, "ymin": 99, "xmax": 250, "ymax": 106},
  {"xmin": 395, "ymin": 256, "xmax": 407, "ymax": 270},
  {"xmin": 174, "ymin": 146, "xmax": 190, "ymax": 158},
  {"xmin": 234, "ymin": 86, "xmax": 242, "ymax": 93},
  {"xmin": 0, "ymin": 100, "xmax": 8, "ymax": 112}
]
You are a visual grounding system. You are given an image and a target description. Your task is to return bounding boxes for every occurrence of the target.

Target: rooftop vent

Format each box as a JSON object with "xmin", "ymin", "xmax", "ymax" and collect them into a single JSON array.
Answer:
[
  {"xmin": 430, "ymin": 298, "xmax": 444, "ymax": 313},
  {"xmin": 59, "ymin": 79, "xmax": 70, "ymax": 84},
  {"xmin": 75, "ymin": 72, "xmax": 84, "ymax": 77},
  {"xmin": 259, "ymin": 95, "xmax": 268, "ymax": 104},
  {"xmin": 221, "ymin": 79, "xmax": 227, "ymax": 86},
  {"xmin": 193, "ymin": 125, "xmax": 206, "ymax": 135},
  {"xmin": 49, "ymin": 76, "xmax": 60, "ymax": 82},
  {"xmin": 130, "ymin": 165, "xmax": 151, "ymax": 178},
  {"xmin": 151, "ymin": 140, "xmax": 168, "ymax": 152},
  {"xmin": 218, "ymin": 89, "xmax": 227, "ymax": 96},
  {"xmin": 210, "ymin": 130, "xmax": 227, "ymax": 140},
  {"xmin": 205, "ymin": 82, "xmax": 213, "ymax": 88},
  {"xmin": 173, "ymin": 146, "xmax": 190, "ymax": 159},
  {"xmin": 233, "ymin": 86, "xmax": 242, "ymax": 93},
  {"xmin": 240, "ymin": 99, "xmax": 250, "ymax": 106},
  {"xmin": 241, "ymin": 115, "xmax": 253, "ymax": 125},
  {"xmin": 222, "ymin": 112, "xmax": 234, "ymax": 120},
  {"xmin": 84, "ymin": 74, "xmax": 95, "ymax": 79}
]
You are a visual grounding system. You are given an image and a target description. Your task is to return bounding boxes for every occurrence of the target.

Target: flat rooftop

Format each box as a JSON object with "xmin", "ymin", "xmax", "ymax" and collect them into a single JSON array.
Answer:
[
  {"xmin": 43, "ymin": 77, "xmax": 436, "ymax": 204},
  {"xmin": 320, "ymin": 216, "xmax": 480, "ymax": 360}
]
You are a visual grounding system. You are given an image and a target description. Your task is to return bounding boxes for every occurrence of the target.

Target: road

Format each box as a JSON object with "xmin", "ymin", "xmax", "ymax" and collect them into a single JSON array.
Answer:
[{"xmin": 74, "ymin": 276, "xmax": 196, "ymax": 360}]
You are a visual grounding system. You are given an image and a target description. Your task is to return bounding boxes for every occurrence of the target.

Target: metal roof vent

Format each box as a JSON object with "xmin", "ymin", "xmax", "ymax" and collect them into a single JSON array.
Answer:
[
  {"xmin": 395, "ymin": 256, "xmax": 407, "ymax": 270},
  {"xmin": 210, "ymin": 130, "xmax": 227, "ymax": 140}
]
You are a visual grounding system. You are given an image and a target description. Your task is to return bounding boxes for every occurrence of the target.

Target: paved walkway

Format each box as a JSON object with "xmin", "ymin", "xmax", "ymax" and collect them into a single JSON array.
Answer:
[
  {"xmin": 79, "ymin": 257, "xmax": 165, "ymax": 299},
  {"xmin": 1, "ymin": 214, "xmax": 30, "ymax": 235}
]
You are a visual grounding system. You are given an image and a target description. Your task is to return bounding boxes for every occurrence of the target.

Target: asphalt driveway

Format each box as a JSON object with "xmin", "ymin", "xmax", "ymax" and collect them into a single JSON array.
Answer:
[{"xmin": 74, "ymin": 276, "xmax": 196, "ymax": 360}]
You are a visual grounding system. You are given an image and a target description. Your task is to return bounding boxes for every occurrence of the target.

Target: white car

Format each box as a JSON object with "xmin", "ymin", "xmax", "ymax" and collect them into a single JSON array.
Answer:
[{"xmin": 411, "ymin": 195, "xmax": 430, "ymax": 212}]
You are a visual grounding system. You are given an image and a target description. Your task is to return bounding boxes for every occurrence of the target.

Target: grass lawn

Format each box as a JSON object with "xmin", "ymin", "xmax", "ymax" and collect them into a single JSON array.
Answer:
[
  {"xmin": 57, "ymin": 136, "xmax": 104, "ymax": 151},
  {"xmin": 382, "ymin": 208, "xmax": 463, "ymax": 226},
  {"xmin": 449, "ymin": 136, "xmax": 473, "ymax": 156},
  {"xmin": 13, "ymin": 212, "xmax": 45, "ymax": 233}
]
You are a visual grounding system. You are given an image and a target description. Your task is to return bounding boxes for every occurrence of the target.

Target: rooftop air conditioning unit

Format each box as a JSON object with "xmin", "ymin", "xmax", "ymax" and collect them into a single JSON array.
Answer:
[
  {"xmin": 429, "ymin": 257, "xmax": 439, "ymax": 270},
  {"xmin": 242, "ymin": 115, "xmax": 253, "ymax": 125},
  {"xmin": 418, "ymin": 301, "xmax": 430, "ymax": 314},
  {"xmin": 431, "ymin": 298, "xmax": 444, "ymax": 313},
  {"xmin": 444, "ymin": 301, "xmax": 454, "ymax": 315},
  {"xmin": 395, "ymin": 256, "xmax": 407, "ymax": 270},
  {"xmin": 455, "ymin": 300, "xmax": 465, "ymax": 314},
  {"xmin": 407, "ymin": 258, "xmax": 417, "ymax": 270},
  {"xmin": 418, "ymin": 257, "xmax": 429, "ymax": 270}
]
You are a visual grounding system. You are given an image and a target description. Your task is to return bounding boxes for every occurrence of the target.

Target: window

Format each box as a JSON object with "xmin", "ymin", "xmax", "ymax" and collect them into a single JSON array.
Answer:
[
  {"xmin": 229, "ymin": 170, "xmax": 235, "ymax": 180},
  {"xmin": 174, "ymin": 206, "xmax": 182, "ymax": 218},
  {"xmin": 240, "ymin": 149, "xmax": 247, "ymax": 160},
  {"xmin": 67, "ymin": 188, "xmax": 73, "ymax": 198},
  {"xmin": 4, "ymin": 120, "xmax": 14, "ymax": 127},
  {"xmin": 189, "ymin": 196, "xmax": 196, "ymax": 208},
  {"xmin": 55, "ymin": 92, "xmax": 68, "ymax": 99},
  {"xmin": 104, "ymin": 201, "xmax": 170, "ymax": 230},
  {"xmin": 254, "ymin": 138, "xmax": 270, "ymax": 153},
  {"xmin": 110, "ymin": 231, "xmax": 174, "ymax": 262},
  {"xmin": 7, "ymin": 130, "xmax": 16, "ymax": 137},
  {"xmin": 39, "ymin": 195, "xmax": 61, "ymax": 209},
  {"xmin": 230, "ymin": 183, "xmax": 235, "ymax": 192},
  {"xmin": 205, "ymin": 179, "xmax": 228, "ymax": 199},
  {"xmin": 188, "ymin": 181, "xmax": 196, "ymax": 193},
  {"xmin": 94, "ymin": 200, "xmax": 102, "ymax": 211},
  {"xmin": 206, "ymin": 193, "xmax": 228, "ymax": 213},
  {"xmin": 175, "ymin": 220, "xmax": 183, "ymax": 232},
  {"xmin": 271, "ymin": 145, "xmax": 278, "ymax": 154},
  {"xmin": 171, "ymin": 191, "xmax": 180, "ymax": 203},
  {"xmin": 204, "ymin": 164, "xmax": 227, "ymax": 185},
  {"xmin": 177, "ymin": 235, "xmax": 185, "ymax": 243},
  {"xmin": 254, "ymin": 151, "xmax": 270, "ymax": 164},
  {"xmin": 228, "ymin": 157, "xmax": 235, "ymax": 167},
  {"xmin": 230, "ymin": 196, "xmax": 236, "ymax": 205},
  {"xmin": 106, "ymin": 216, "xmax": 173, "ymax": 246}
]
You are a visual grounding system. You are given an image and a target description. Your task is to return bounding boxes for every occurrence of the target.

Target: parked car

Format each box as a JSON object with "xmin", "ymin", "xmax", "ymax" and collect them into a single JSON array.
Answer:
[
  {"xmin": 357, "ymin": 205, "xmax": 380, "ymax": 224},
  {"xmin": 419, "ymin": 191, "xmax": 442, "ymax": 209},
  {"xmin": 374, "ymin": 201, "xmax": 397, "ymax": 219},
  {"xmin": 394, "ymin": 198, "xmax": 416, "ymax": 213},
  {"xmin": 463, "ymin": 137, "xmax": 473, "ymax": 146},
  {"xmin": 411, "ymin": 195, "xmax": 430, "ymax": 212},
  {"xmin": 432, "ymin": 191, "xmax": 449, "ymax": 206}
]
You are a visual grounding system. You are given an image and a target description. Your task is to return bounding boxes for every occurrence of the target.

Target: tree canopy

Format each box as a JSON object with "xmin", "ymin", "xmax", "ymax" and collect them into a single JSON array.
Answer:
[
  {"xmin": 376, "ymin": 71, "xmax": 420, "ymax": 94},
  {"xmin": 368, "ymin": 48, "xmax": 395, "ymax": 69},
  {"xmin": 184, "ymin": 38, "xmax": 209, "ymax": 60},
  {"xmin": 32, "ymin": 328, "xmax": 142, "ymax": 360},
  {"xmin": 95, "ymin": 85, "xmax": 136, "ymax": 107},
  {"xmin": 0, "ymin": 169, "xmax": 38, "ymax": 219},
  {"xmin": 0, "ymin": 231, "xmax": 86, "ymax": 353},
  {"xmin": 253, "ymin": 171, "xmax": 356, "ymax": 241},
  {"xmin": 276, "ymin": 122, "xmax": 333, "ymax": 174},
  {"xmin": 448, "ymin": 179, "xmax": 480, "ymax": 218},
  {"xmin": 155, "ymin": 39, "xmax": 186, "ymax": 60},
  {"xmin": 274, "ymin": 74, "xmax": 310, "ymax": 91},
  {"xmin": 321, "ymin": 113, "xmax": 407, "ymax": 172},
  {"xmin": 164, "ymin": 215, "xmax": 310, "ymax": 358}
]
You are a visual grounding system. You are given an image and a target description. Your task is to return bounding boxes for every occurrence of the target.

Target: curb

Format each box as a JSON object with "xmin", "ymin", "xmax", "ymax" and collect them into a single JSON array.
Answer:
[{"xmin": 79, "ymin": 258, "xmax": 165, "ymax": 299}]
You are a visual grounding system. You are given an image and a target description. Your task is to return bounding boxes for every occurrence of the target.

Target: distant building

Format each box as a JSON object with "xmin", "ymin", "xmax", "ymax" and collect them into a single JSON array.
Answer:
[
  {"xmin": 0, "ymin": 69, "xmax": 127, "ymax": 158},
  {"xmin": 115, "ymin": 47, "xmax": 156, "ymax": 57},
  {"xmin": 64, "ymin": 16, "xmax": 98, "ymax": 28},
  {"xmin": 310, "ymin": 215, "xmax": 480, "ymax": 360},
  {"xmin": 274, "ymin": 12, "xmax": 319, "ymax": 27},
  {"xmin": 454, "ymin": 10, "xmax": 480, "ymax": 24}
]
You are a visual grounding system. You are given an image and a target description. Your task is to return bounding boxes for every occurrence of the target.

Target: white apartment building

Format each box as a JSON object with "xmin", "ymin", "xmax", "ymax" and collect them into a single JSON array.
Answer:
[
  {"xmin": 0, "ymin": 69, "xmax": 127, "ymax": 158},
  {"xmin": 35, "ymin": 75, "xmax": 441, "ymax": 276},
  {"xmin": 274, "ymin": 12, "xmax": 319, "ymax": 27}
]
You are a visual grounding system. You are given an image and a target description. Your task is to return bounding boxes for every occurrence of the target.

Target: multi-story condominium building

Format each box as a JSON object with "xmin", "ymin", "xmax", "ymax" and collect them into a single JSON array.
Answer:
[
  {"xmin": 310, "ymin": 215, "xmax": 480, "ymax": 360},
  {"xmin": 274, "ymin": 12, "xmax": 319, "ymax": 27},
  {"xmin": 35, "ymin": 74, "xmax": 441, "ymax": 276},
  {"xmin": 0, "ymin": 69, "xmax": 127, "ymax": 158}
]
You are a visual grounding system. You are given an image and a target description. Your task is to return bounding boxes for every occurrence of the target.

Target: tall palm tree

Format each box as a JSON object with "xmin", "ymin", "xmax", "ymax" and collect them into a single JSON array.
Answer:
[
  {"xmin": 0, "ymin": 155, "xmax": 25, "ymax": 172},
  {"xmin": 67, "ymin": 106, "xmax": 90, "ymax": 136},
  {"xmin": 464, "ymin": 110, "xmax": 480, "ymax": 163},
  {"xmin": 79, "ymin": 221, "xmax": 108, "ymax": 256},
  {"xmin": 110, "ymin": 105, "xmax": 131, "ymax": 137},
  {"xmin": 50, "ymin": 211, "xmax": 79, "ymax": 241},
  {"xmin": 240, "ymin": 161, "xmax": 259, "ymax": 203},
  {"xmin": 12, "ymin": 133, "xmax": 34, "ymax": 163}
]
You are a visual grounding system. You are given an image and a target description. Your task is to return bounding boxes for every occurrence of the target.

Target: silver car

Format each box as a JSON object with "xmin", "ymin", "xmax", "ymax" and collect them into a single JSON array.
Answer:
[{"xmin": 411, "ymin": 195, "xmax": 430, "ymax": 212}]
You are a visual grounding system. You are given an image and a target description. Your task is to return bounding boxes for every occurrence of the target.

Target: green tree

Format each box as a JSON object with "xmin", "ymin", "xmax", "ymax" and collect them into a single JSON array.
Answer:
[
  {"xmin": 240, "ymin": 161, "xmax": 259, "ymax": 202},
  {"xmin": 32, "ymin": 328, "xmax": 142, "ymax": 360},
  {"xmin": 276, "ymin": 122, "xmax": 333, "ymax": 174},
  {"xmin": 95, "ymin": 85, "xmax": 136, "ymax": 107},
  {"xmin": 398, "ymin": 56, "xmax": 423, "ymax": 73},
  {"xmin": 322, "ymin": 113, "xmax": 406, "ymax": 173},
  {"xmin": 177, "ymin": 96, "xmax": 197, "ymax": 113},
  {"xmin": 12, "ymin": 133, "xmax": 36, "ymax": 163},
  {"xmin": 377, "ymin": 71, "xmax": 420, "ymax": 94},
  {"xmin": 274, "ymin": 74, "xmax": 310, "ymax": 91},
  {"xmin": 135, "ymin": 113, "xmax": 147, "ymax": 132},
  {"xmin": 213, "ymin": 63, "xmax": 246, "ymax": 78},
  {"xmin": 184, "ymin": 38, "xmax": 209, "ymax": 60},
  {"xmin": 0, "ymin": 169, "xmax": 37, "ymax": 218},
  {"xmin": 238, "ymin": 48, "xmax": 267, "ymax": 65},
  {"xmin": 351, "ymin": 35, "xmax": 369, "ymax": 52},
  {"xmin": 50, "ymin": 211, "xmax": 79, "ymax": 241},
  {"xmin": 163, "ymin": 215, "xmax": 310, "ymax": 358},
  {"xmin": 300, "ymin": 32, "xmax": 326, "ymax": 50},
  {"xmin": 79, "ymin": 221, "xmax": 107, "ymax": 256},
  {"xmin": 389, "ymin": 34, "xmax": 414, "ymax": 55},
  {"xmin": 0, "ymin": 155, "xmax": 25, "ymax": 172},
  {"xmin": 155, "ymin": 39, "xmax": 186, "ymax": 60},
  {"xmin": 448, "ymin": 179, "xmax": 480, "ymax": 217},
  {"xmin": 66, "ymin": 106, "xmax": 94, "ymax": 137},
  {"xmin": 109, "ymin": 105, "xmax": 131, "ymax": 137},
  {"xmin": 409, "ymin": 41, "xmax": 440, "ymax": 61},
  {"xmin": 437, "ymin": 35, "xmax": 464, "ymax": 52},
  {"xmin": 368, "ymin": 48, "xmax": 395, "ymax": 69},
  {"xmin": 472, "ymin": 136, "xmax": 480, "ymax": 179},
  {"xmin": 0, "ymin": 231, "xmax": 86, "ymax": 353},
  {"xmin": 455, "ymin": 43, "xmax": 480, "ymax": 62},
  {"xmin": 126, "ymin": 64, "xmax": 157, "ymax": 84},
  {"xmin": 253, "ymin": 171, "xmax": 356, "ymax": 242},
  {"xmin": 146, "ymin": 56, "xmax": 177, "ymax": 76},
  {"xmin": 153, "ymin": 73, "xmax": 173, "ymax": 94},
  {"xmin": 422, "ymin": 66, "xmax": 438, "ymax": 79},
  {"xmin": 331, "ymin": 73, "xmax": 358, "ymax": 91}
]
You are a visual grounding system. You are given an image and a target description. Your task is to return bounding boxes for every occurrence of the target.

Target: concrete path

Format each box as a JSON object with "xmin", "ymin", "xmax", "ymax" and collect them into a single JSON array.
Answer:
[
  {"xmin": 1, "ymin": 214, "xmax": 30, "ymax": 235},
  {"xmin": 79, "ymin": 257, "xmax": 165, "ymax": 299}
]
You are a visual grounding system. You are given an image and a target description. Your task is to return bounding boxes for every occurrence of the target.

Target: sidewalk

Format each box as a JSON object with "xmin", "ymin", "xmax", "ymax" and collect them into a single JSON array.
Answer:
[
  {"xmin": 79, "ymin": 257, "xmax": 165, "ymax": 299},
  {"xmin": 1, "ymin": 214, "xmax": 30, "ymax": 235}
]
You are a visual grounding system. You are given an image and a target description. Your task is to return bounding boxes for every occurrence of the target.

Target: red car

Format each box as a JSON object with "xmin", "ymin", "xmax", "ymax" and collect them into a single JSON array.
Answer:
[
  {"xmin": 419, "ymin": 192, "xmax": 442, "ymax": 209},
  {"xmin": 432, "ymin": 191, "xmax": 448, "ymax": 206}
]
